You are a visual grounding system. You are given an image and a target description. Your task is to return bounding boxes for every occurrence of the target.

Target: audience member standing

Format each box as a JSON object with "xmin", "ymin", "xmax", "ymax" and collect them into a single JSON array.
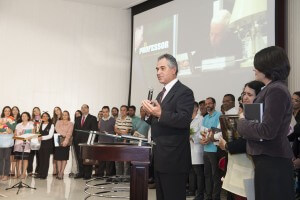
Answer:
[
  {"xmin": 10, "ymin": 106, "xmax": 21, "ymax": 176},
  {"xmin": 199, "ymin": 100, "xmax": 208, "ymax": 117},
  {"xmin": 28, "ymin": 107, "xmax": 41, "ymax": 176},
  {"xmin": 222, "ymin": 94, "xmax": 238, "ymax": 115},
  {"xmin": 0, "ymin": 106, "xmax": 16, "ymax": 181},
  {"xmin": 14, "ymin": 112, "xmax": 34, "ymax": 179},
  {"xmin": 37, "ymin": 112, "xmax": 54, "ymax": 179},
  {"xmin": 97, "ymin": 106, "xmax": 116, "ymax": 176},
  {"xmin": 52, "ymin": 106, "xmax": 62, "ymax": 176},
  {"xmin": 69, "ymin": 110, "xmax": 82, "ymax": 178},
  {"xmin": 54, "ymin": 111, "xmax": 73, "ymax": 180},
  {"xmin": 73, "ymin": 104, "xmax": 98, "ymax": 180},
  {"xmin": 288, "ymin": 91, "xmax": 300, "ymax": 197},
  {"xmin": 188, "ymin": 102, "xmax": 205, "ymax": 200},
  {"xmin": 114, "ymin": 105, "xmax": 132, "ymax": 176},
  {"xmin": 129, "ymin": 106, "xmax": 150, "ymax": 138},
  {"xmin": 111, "ymin": 107, "xmax": 119, "ymax": 119},
  {"xmin": 200, "ymin": 97, "xmax": 222, "ymax": 200},
  {"xmin": 219, "ymin": 81, "xmax": 265, "ymax": 200}
]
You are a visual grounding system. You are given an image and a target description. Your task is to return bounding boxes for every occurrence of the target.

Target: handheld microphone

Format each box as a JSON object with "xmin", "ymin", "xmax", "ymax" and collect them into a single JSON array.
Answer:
[{"xmin": 147, "ymin": 88, "xmax": 154, "ymax": 101}]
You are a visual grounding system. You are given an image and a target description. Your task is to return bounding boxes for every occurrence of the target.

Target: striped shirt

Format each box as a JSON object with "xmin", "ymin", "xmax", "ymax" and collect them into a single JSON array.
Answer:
[{"xmin": 115, "ymin": 116, "xmax": 132, "ymax": 133}]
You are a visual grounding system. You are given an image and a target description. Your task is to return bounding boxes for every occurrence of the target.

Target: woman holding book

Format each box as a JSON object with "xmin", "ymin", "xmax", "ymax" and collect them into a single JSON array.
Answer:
[
  {"xmin": 219, "ymin": 80, "xmax": 264, "ymax": 200},
  {"xmin": 52, "ymin": 106, "xmax": 63, "ymax": 176},
  {"xmin": 237, "ymin": 46, "xmax": 294, "ymax": 200},
  {"xmin": 14, "ymin": 112, "xmax": 34, "ymax": 179},
  {"xmin": 54, "ymin": 110, "xmax": 73, "ymax": 180},
  {"xmin": 0, "ymin": 106, "xmax": 16, "ymax": 181},
  {"xmin": 37, "ymin": 112, "xmax": 54, "ymax": 179},
  {"xmin": 10, "ymin": 106, "xmax": 21, "ymax": 177}
]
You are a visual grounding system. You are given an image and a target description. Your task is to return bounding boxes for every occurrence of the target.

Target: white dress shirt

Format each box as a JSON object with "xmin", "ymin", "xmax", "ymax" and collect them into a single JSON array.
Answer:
[
  {"xmin": 162, "ymin": 78, "xmax": 178, "ymax": 101},
  {"xmin": 190, "ymin": 114, "xmax": 204, "ymax": 165}
]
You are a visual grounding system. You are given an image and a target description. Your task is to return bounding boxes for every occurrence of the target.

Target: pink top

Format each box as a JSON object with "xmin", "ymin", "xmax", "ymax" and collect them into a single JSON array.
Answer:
[
  {"xmin": 55, "ymin": 120, "xmax": 73, "ymax": 143},
  {"xmin": 14, "ymin": 121, "xmax": 34, "ymax": 153}
]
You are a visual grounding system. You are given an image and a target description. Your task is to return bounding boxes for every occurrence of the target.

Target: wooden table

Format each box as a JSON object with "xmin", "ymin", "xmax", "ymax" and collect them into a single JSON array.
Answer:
[{"xmin": 79, "ymin": 143, "xmax": 151, "ymax": 200}]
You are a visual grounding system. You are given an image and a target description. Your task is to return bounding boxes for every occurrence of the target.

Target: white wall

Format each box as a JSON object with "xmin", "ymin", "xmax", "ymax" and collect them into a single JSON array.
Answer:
[
  {"xmin": 286, "ymin": 0, "xmax": 300, "ymax": 93},
  {"xmin": 0, "ymin": 0, "xmax": 131, "ymax": 117}
]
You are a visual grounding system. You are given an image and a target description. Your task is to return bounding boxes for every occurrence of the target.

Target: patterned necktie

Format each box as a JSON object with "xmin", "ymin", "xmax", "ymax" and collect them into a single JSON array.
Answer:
[
  {"xmin": 81, "ymin": 116, "xmax": 85, "ymax": 127},
  {"xmin": 158, "ymin": 87, "xmax": 166, "ymax": 104}
]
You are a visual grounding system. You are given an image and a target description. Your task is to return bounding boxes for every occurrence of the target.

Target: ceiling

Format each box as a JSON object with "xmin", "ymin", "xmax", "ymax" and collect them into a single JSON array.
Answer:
[{"xmin": 64, "ymin": 0, "xmax": 148, "ymax": 9}]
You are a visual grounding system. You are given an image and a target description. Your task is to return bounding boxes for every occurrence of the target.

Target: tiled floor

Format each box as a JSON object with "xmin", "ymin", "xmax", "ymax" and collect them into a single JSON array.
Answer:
[
  {"xmin": 0, "ymin": 175, "xmax": 194, "ymax": 200},
  {"xmin": 0, "ymin": 175, "xmax": 227, "ymax": 199}
]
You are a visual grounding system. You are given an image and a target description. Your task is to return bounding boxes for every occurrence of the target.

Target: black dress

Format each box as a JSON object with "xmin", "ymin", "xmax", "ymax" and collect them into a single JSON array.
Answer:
[{"xmin": 37, "ymin": 123, "xmax": 54, "ymax": 178}]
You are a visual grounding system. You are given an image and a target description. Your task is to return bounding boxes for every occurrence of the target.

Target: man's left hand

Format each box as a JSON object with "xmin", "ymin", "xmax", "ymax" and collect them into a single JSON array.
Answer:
[{"xmin": 142, "ymin": 100, "xmax": 162, "ymax": 118}]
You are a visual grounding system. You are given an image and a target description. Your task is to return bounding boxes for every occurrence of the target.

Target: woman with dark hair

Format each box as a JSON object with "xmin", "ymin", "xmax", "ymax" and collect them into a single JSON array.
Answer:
[
  {"xmin": 219, "ymin": 80, "xmax": 265, "ymax": 200},
  {"xmin": 37, "ymin": 112, "xmax": 54, "ymax": 179},
  {"xmin": 52, "ymin": 107, "xmax": 62, "ymax": 125},
  {"xmin": 237, "ymin": 46, "xmax": 294, "ymax": 200},
  {"xmin": 10, "ymin": 106, "xmax": 21, "ymax": 176},
  {"xmin": 52, "ymin": 106, "xmax": 62, "ymax": 176},
  {"xmin": 14, "ymin": 112, "xmax": 34, "ymax": 179},
  {"xmin": 54, "ymin": 110, "xmax": 73, "ymax": 180},
  {"xmin": 0, "ymin": 106, "xmax": 16, "ymax": 181},
  {"xmin": 74, "ymin": 110, "xmax": 82, "ymax": 121},
  {"xmin": 68, "ymin": 110, "xmax": 82, "ymax": 178},
  {"xmin": 12, "ymin": 106, "xmax": 21, "ymax": 124},
  {"xmin": 292, "ymin": 91, "xmax": 300, "ymax": 123},
  {"xmin": 28, "ymin": 107, "xmax": 41, "ymax": 176},
  {"xmin": 288, "ymin": 91, "xmax": 300, "ymax": 196}
]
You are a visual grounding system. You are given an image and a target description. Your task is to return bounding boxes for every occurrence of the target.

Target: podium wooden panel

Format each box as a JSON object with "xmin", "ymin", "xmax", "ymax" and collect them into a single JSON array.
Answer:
[{"xmin": 79, "ymin": 143, "xmax": 151, "ymax": 200}]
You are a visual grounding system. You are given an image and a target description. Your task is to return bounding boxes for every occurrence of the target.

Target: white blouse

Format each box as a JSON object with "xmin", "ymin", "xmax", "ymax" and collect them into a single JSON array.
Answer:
[{"xmin": 41, "ymin": 123, "xmax": 54, "ymax": 140}]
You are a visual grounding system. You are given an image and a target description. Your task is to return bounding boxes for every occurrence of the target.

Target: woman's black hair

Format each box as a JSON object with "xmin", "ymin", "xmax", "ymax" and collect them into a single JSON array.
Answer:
[
  {"xmin": 254, "ymin": 46, "xmax": 290, "ymax": 81},
  {"xmin": 244, "ymin": 81, "xmax": 265, "ymax": 96}
]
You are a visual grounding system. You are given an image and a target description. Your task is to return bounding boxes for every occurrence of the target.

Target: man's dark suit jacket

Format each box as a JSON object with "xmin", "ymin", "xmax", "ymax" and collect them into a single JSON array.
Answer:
[
  {"xmin": 74, "ymin": 114, "xmax": 98, "ymax": 140},
  {"xmin": 148, "ymin": 80, "xmax": 194, "ymax": 173}
]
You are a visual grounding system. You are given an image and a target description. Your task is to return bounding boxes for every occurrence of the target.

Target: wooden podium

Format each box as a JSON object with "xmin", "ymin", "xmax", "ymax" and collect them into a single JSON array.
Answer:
[{"xmin": 79, "ymin": 143, "xmax": 151, "ymax": 200}]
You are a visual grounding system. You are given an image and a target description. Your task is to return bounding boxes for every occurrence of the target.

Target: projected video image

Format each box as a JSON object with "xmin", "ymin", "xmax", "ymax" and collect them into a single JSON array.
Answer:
[
  {"xmin": 134, "ymin": 16, "xmax": 174, "ymax": 57},
  {"xmin": 131, "ymin": 0, "xmax": 274, "ymax": 106},
  {"xmin": 176, "ymin": 0, "xmax": 269, "ymax": 75}
]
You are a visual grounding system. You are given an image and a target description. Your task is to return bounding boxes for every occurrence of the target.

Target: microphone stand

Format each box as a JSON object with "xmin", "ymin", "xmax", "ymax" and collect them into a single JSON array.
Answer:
[
  {"xmin": 75, "ymin": 129, "xmax": 148, "ymax": 146},
  {"xmin": 6, "ymin": 139, "xmax": 36, "ymax": 194}
]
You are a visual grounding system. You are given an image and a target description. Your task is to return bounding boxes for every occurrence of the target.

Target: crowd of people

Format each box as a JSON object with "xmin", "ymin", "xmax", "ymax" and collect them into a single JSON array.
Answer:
[
  {"xmin": 0, "ymin": 104, "xmax": 150, "ymax": 181},
  {"xmin": 141, "ymin": 48, "xmax": 298, "ymax": 200},
  {"xmin": 0, "ymin": 46, "xmax": 299, "ymax": 200}
]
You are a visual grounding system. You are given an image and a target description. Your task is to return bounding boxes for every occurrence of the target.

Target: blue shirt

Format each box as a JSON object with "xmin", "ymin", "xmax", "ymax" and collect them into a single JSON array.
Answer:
[
  {"xmin": 202, "ymin": 110, "xmax": 221, "ymax": 152},
  {"xmin": 135, "ymin": 119, "xmax": 150, "ymax": 138},
  {"xmin": 131, "ymin": 116, "xmax": 140, "ymax": 131}
]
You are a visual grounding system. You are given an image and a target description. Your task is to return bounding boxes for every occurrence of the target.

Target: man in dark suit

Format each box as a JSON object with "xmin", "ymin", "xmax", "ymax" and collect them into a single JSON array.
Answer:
[
  {"xmin": 73, "ymin": 104, "xmax": 98, "ymax": 179},
  {"xmin": 142, "ymin": 54, "xmax": 194, "ymax": 200}
]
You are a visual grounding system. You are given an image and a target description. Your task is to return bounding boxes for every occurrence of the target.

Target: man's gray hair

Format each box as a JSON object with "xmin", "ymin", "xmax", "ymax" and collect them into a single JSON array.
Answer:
[{"xmin": 158, "ymin": 53, "xmax": 178, "ymax": 75}]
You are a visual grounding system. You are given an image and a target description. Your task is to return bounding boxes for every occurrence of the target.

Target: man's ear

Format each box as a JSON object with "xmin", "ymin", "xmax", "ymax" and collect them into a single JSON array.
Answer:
[{"xmin": 172, "ymin": 67, "xmax": 177, "ymax": 75}]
